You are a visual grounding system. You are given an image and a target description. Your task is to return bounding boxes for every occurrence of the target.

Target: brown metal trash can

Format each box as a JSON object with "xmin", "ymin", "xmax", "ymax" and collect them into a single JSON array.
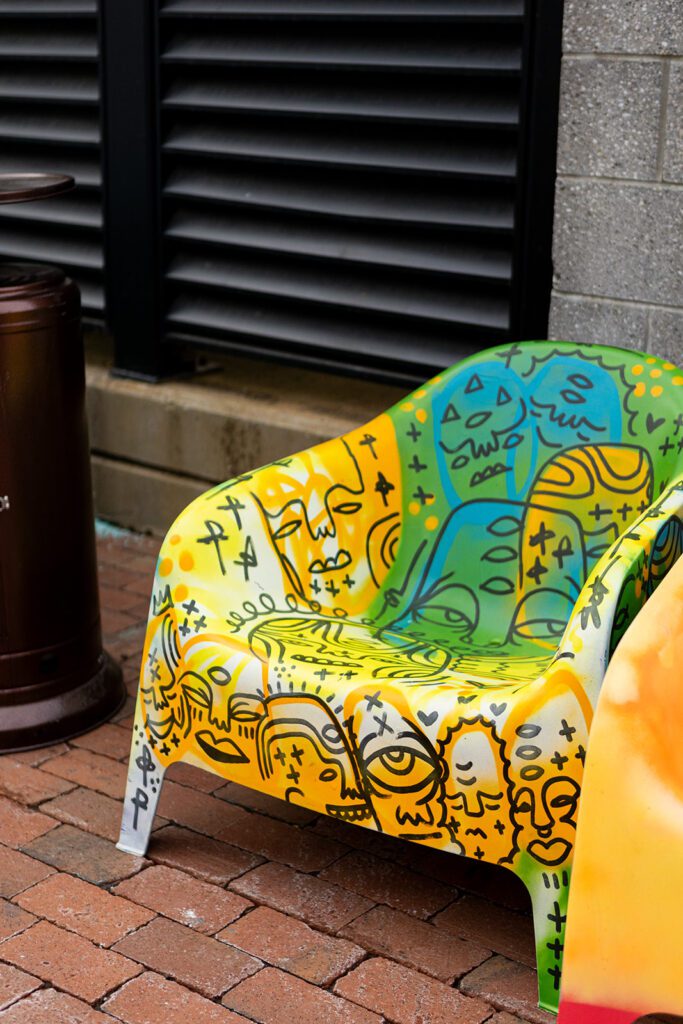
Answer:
[{"xmin": 0, "ymin": 176, "xmax": 124, "ymax": 752}]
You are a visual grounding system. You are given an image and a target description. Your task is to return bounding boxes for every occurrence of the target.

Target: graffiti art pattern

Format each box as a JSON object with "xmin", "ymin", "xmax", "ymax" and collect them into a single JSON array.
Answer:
[{"xmin": 119, "ymin": 341, "xmax": 683, "ymax": 1012}]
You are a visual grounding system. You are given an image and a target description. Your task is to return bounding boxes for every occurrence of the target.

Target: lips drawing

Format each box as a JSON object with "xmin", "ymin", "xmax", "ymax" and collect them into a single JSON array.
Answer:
[
  {"xmin": 528, "ymin": 837, "xmax": 572, "ymax": 866},
  {"xmin": 309, "ymin": 550, "xmax": 352, "ymax": 573},
  {"xmin": 196, "ymin": 730, "xmax": 248, "ymax": 764}
]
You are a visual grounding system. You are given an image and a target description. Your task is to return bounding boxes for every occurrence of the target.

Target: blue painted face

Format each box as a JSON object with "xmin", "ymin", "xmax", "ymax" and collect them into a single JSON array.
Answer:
[
  {"xmin": 433, "ymin": 361, "xmax": 533, "ymax": 503},
  {"xmin": 527, "ymin": 357, "xmax": 623, "ymax": 452}
]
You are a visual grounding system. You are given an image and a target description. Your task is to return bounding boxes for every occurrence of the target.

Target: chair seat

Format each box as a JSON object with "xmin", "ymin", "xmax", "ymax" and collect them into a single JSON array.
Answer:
[{"xmin": 144, "ymin": 601, "xmax": 580, "ymax": 869}]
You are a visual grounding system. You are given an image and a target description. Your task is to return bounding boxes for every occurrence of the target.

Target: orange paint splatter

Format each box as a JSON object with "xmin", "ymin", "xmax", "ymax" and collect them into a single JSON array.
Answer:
[
  {"xmin": 179, "ymin": 551, "xmax": 195, "ymax": 571},
  {"xmin": 158, "ymin": 558, "xmax": 173, "ymax": 577}
]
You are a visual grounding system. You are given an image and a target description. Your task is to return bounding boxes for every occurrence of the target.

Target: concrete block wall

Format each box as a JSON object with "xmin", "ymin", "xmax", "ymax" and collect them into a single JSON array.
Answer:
[{"xmin": 549, "ymin": 0, "xmax": 683, "ymax": 362}]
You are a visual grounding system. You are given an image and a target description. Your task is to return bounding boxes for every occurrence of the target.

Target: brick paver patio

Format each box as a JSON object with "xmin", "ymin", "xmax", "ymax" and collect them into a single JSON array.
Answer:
[{"xmin": 0, "ymin": 529, "xmax": 553, "ymax": 1024}]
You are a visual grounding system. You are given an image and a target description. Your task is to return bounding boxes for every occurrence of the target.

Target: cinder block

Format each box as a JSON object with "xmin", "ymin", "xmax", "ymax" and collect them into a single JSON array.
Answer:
[
  {"xmin": 563, "ymin": 0, "xmax": 683, "ymax": 55},
  {"xmin": 557, "ymin": 58, "xmax": 663, "ymax": 180},
  {"xmin": 553, "ymin": 180, "xmax": 683, "ymax": 306},
  {"xmin": 549, "ymin": 293, "xmax": 648, "ymax": 350},
  {"xmin": 91, "ymin": 456, "xmax": 207, "ymax": 537},
  {"xmin": 663, "ymin": 62, "xmax": 683, "ymax": 184},
  {"xmin": 648, "ymin": 307, "xmax": 683, "ymax": 366}
]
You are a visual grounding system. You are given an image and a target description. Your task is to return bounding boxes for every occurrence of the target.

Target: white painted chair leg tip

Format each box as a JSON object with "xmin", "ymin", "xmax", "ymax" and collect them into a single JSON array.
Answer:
[{"xmin": 116, "ymin": 839, "xmax": 148, "ymax": 857}]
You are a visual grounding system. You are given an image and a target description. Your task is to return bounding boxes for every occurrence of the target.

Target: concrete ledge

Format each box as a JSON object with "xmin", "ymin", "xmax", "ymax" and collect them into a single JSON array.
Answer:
[
  {"xmin": 85, "ymin": 335, "xmax": 404, "ymax": 535},
  {"xmin": 91, "ymin": 456, "xmax": 207, "ymax": 537}
]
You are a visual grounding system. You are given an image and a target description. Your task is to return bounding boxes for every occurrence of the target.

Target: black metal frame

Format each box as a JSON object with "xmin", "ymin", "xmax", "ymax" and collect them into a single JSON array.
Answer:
[
  {"xmin": 100, "ymin": 0, "xmax": 183, "ymax": 379},
  {"xmin": 99, "ymin": 0, "xmax": 564, "ymax": 383}
]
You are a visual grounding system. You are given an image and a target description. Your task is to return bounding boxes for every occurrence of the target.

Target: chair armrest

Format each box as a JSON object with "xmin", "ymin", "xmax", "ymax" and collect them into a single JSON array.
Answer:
[
  {"xmin": 559, "ymin": 477, "xmax": 683, "ymax": 703},
  {"xmin": 153, "ymin": 409, "xmax": 403, "ymax": 629}
]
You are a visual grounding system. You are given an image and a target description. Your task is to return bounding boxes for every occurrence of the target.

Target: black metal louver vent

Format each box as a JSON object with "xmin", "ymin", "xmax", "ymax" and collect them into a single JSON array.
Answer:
[
  {"xmin": 156, "ymin": 0, "xmax": 528, "ymax": 378},
  {"xmin": 0, "ymin": 0, "xmax": 103, "ymax": 319}
]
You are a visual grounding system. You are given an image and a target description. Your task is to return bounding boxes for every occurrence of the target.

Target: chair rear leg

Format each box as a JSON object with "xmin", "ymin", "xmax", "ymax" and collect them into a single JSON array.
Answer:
[{"xmin": 117, "ymin": 699, "xmax": 166, "ymax": 857}]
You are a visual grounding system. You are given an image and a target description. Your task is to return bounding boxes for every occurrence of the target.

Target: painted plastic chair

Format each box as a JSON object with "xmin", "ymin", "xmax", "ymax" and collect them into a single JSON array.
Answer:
[
  {"xmin": 559, "ymin": 551, "xmax": 683, "ymax": 1024},
  {"xmin": 119, "ymin": 340, "xmax": 683, "ymax": 1012}
]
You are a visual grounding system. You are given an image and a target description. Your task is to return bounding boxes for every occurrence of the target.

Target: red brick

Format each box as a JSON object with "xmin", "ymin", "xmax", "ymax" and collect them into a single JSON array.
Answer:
[
  {"xmin": 167, "ymin": 760, "xmax": 224, "ymax": 793},
  {"xmin": 106, "ymin": 623, "xmax": 147, "ymax": 661},
  {"xmin": 0, "ymin": 797, "xmax": 56, "ymax": 848},
  {"xmin": 339, "ymin": 904, "xmax": 491, "ymax": 982},
  {"xmin": 122, "ymin": 573, "xmax": 158, "ymax": 597},
  {"xmin": 218, "ymin": 906, "xmax": 364, "ymax": 986},
  {"xmin": 224, "ymin": 966, "xmax": 381, "ymax": 1024},
  {"xmin": 101, "ymin": 607, "xmax": 138, "ymax": 636},
  {"xmin": 311, "ymin": 819, "xmax": 530, "ymax": 911},
  {"xmin": 0, "ymin": 758, "xmax": 74, "ymax": 805},
  {"xmin": 0, "ymin": 963, "xmax": 40, "ymax": 1011},
  {"xmin": 112, "ymin": 694, "xmax": 137, "ymax": 725},
  {"xmin": 460, "ymin": 955, "xmax": 555, "ymax": 1024},
  {"xmin": 319, "ymin": 850, "xmax": 456, "ymax": 918},
  {"xmin": 0, "ymin": 845, "xmax": 54, "ymax": 898},
  {"xmin": 114, "ymin": 864, "xmax": 251, "ymax": 934},
  {"xmin": 40, "ymin": 747, "xmax": 128, "ymax": 800},
  {"xmin": 10, "ymin": 743, "xmax": 70, "ymax": 768},
  {"xmin": 15, "ymin": 871, "xmax": 154, "ymax": 945},
  {"xmin": 214, "ymin": 782, "xmax": 317, "ymax": 825},
  {"xmin": 335, "ymin": 956, "xmax": 492, "ymax": 1024},
  {"xmin": 98, "ymin": 565, "xmax": 141, "ymax": 591},
  {"xmin": 113, "ymin": 917, "xmax": 261, "ymax": 998},
  {"xmin": 215, "ymin": 806, "xmax": 344, "ymax": 873},
  {"xmin": 418, "ymin": 853, "xmax": 530, "ymax": 911},
  {"xmin": 488, "ymin": 1013, "xmax": 530, "ymax": 1024},
  {"xmin": 39, "ymin": 785, "xmax": 166, "ymax": 844},
  {"xmin": 0, "ymin": 899, "xmax": 35, "ymax": 942},
  {"xmin": 433, "ymin": 894, "xmax": 536, "ymax": 967},
  {"xmin": 70, "ymin": 723, "xmax": 133, "ymax": 761},
  {"xmin": 151, "ymin": 825, "xmax": 262, "ymax": 885},
  {"xmin": 158, "ymin": 780, "xmax": 245, "ymax": 836},
  {"xmin": 0, "ymin": 920, "xmax": 141, "ymax": 1002},
  {"xmin": 123, "ymin": 553, "xmax": 157, "ymax": 575},
  {"xmin": 102, "ymin": 972, "xmax": 249, "ymax": 1024},
  {"xmin": 0, "ymin": 987, "xmax": 110, "ymax": 1022},
  {"xmin": 231, "ymin": 862, "xmax": 373, "ymax": 933},
  {"xmin": 22, "ymin": 823, "xmax": 147, "ymax": 885},
  {"xmin": 100, "ymin": 584, "xmax": 144, "ymax": 613},
  {"xmin": 311, "ymin": 815, "xmax": 411, "ymax": 860}
]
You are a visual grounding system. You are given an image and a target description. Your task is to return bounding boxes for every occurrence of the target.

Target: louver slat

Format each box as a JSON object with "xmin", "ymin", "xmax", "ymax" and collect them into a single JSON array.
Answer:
[
  {"xmin": 159, "ymin": 0, "xmax": 525, "ymax": 375},
  {"xmin": 0, "ymin": 4, "xmax": 103, "ymax": 317}
]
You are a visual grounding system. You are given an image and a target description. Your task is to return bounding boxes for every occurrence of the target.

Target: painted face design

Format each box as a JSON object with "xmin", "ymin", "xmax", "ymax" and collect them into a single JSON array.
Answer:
[
  {"xmin": 350, "ymin": 689, "xmax": 446, "ymax": 840},
  {"xmin": 506, "ymin": 701, "xmax": 585, "ymax": 868},
  {"xmin": 512, "ymin": 776, "xmax": 580, "ymax": 867},
  {"xmin": 255, "ymin": 440, "xmax": 366, "ymax": 607},
  {"xmin": 528, "ymin": 358, "xmax": 621, "ymax": 451},
  {"xmin": 436, "ymin": 363, "xmax": 530, "ymax": 502},
  {"xmin": 257, "ymin": 696, "xmax": 372, "ymax": 825},
  {"xmin": 438, "ymin": 716, "xmax": 515, "ymax": 862},
  {"xmin": 249, "ymin": 615, "xmax": 452, "ymax": 684}
]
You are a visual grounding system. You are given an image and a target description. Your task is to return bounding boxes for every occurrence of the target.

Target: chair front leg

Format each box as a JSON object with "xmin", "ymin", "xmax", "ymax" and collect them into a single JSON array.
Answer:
[
  {"xmin": 117, "ymin": 695, "xmax": 166, "ymax": 857},
  {"xmin": 524, "ymin": 861, "xmax": 572, "ymax": 1014}
]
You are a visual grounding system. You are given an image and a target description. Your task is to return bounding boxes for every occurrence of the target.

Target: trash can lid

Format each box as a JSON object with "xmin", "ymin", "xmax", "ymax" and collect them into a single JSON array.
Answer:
[{"xmin": 0, "ymin": 174, "xmax": 74, "ymax": 204}]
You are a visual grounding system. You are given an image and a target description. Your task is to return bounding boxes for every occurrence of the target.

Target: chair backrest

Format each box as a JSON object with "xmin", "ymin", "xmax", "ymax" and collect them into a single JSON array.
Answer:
[{"xmin": 372, "ymin": 342, "xmax": 683, "ymax": 652}]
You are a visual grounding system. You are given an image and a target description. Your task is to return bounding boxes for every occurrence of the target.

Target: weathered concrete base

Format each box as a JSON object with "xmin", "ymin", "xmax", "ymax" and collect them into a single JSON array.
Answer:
[{"xmin": 86, "ymin": 335, "xmax": 403, "ymax": 536}]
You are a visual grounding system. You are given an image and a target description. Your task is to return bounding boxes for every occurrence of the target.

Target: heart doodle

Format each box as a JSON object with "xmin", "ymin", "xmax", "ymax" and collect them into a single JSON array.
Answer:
[
  {"xmin": 417, "ymin": 710, "xmax": 438, "ymax": 727},
  {"xmin": 646, "ymin": 412, "xmax": 665, "ymax": 433},
  {"xmin": 490, "ymin": 703, "xmax": 507, "ymax": 716}
]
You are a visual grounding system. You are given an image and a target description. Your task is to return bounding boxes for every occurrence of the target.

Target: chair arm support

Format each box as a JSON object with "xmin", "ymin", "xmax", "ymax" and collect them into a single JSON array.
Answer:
[{"xmin": 560, "ymin": 477, "xmax": 683, "ymax": 700}]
